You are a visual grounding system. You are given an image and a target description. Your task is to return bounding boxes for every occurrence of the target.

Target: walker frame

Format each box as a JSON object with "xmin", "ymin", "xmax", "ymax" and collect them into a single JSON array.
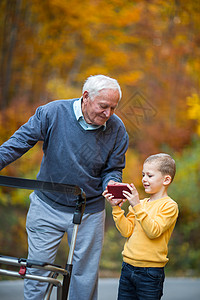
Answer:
[{"xmin": 0, "ymin": 175, "xmax": 86, "ymax": 300}]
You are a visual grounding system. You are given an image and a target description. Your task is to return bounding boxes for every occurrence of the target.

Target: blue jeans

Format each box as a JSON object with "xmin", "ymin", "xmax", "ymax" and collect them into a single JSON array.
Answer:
[{"xmin": 118, "ymin": 262, "xmax": 165, "ymax": 300}]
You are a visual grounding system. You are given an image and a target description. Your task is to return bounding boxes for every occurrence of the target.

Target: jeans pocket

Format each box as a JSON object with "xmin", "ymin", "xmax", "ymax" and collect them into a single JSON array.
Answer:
[
  {"xmin": 147, "ymin": 268, "xmax": 164, "ymax": 281},
  {"xmin": 121, "ymin": 262, "xmax": 134, "ymax": 273}
]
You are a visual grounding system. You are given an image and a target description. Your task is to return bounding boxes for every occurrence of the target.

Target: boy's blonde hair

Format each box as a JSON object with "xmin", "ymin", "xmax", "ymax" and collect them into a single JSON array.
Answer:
[{"xmin": 144, "ymin": 153, "xmax": 176, "ymax": 182}]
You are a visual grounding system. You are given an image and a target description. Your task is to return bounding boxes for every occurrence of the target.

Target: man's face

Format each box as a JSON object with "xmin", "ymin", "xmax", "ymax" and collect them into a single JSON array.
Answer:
[{"xmin": 82, "ymin": 88, "xmax": 120, "ymax": 126}]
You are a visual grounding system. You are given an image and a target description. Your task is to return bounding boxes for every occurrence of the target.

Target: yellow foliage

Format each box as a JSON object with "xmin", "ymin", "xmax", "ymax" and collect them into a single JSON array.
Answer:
[
  {"xmin": 46, "ymin": 78, "xmax": 81, "ymax": 99},
  {"xmin": 104, "ymin": 51, "xmax": 129, "ymax": 68},
  {"xmin": 187, "ymin": 93, "xmax": 200, "ymax": 135},
  {"xmin": 10, "ymin": 189, "xmax": 30, "ymax": 206},
  {"xmin": 123, "ymin": 149, "xmax": 142, "ymax": 187},
  {"xmin": 0, "ymin": 189, "xmax": 10, "ymax": 205},
  {"xmin": 186, "ymin": 59, "xmax": 200, "ymax": 84},
  {"xmin": 119, "ymin": 71, "xmax": 144, "ymax": 85},
  {"xmin": 11, "ymin": 215, "xmax": 27, "ymax": 254},
  {"xmin": 78, "ymin": 66, "xmax": 109, "ymax": 81}
]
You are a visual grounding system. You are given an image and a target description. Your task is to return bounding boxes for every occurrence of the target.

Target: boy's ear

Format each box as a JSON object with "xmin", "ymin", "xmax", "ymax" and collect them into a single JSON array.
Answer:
[{"xmin": 163, "ymin": 175, "xmax": 172, "ymax": 186}]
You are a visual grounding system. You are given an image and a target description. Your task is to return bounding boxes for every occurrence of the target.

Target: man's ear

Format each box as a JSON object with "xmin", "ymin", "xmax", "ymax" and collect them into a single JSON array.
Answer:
[
  {"xmin": 82, "ymin": 91, "xmax": 89, "ymax": 103},
  {"xmin": 163, "ymin": 175, "xmax": 172, "ymax": 186}
]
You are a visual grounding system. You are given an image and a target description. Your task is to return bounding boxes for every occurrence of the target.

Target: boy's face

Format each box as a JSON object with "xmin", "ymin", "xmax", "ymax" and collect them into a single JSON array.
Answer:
[{"xmin": 142, "ymin": 162, "xmax": 170, "ymax": 195}]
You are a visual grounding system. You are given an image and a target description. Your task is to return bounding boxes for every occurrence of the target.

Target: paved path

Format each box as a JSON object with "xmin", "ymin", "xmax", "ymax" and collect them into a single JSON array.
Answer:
[{"xmin": 0, "ymin": 277, "xmax": 200, "ymax": 299}]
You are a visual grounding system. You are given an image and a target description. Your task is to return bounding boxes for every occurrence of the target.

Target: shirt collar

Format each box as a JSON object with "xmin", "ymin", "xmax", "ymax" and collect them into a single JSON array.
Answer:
[{"xmin": 73, "ymin": 97, "xmax": 106, "ymax": 131}]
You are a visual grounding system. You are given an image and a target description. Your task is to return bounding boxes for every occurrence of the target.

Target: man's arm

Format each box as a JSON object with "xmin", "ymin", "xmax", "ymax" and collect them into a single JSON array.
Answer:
[
  {"xmin": 101, "ymin": 129, "xmax": 129, "ymax": 190},
  {"xmin": 0, "ymin": 106, "xmax": 46, "ymax": 170}
]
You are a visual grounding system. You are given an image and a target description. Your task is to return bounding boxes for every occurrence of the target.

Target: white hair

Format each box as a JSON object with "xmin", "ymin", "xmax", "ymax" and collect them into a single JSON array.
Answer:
[{"xmin": 82, "ymin": 75, "xmax": 122, "ymax": 100}]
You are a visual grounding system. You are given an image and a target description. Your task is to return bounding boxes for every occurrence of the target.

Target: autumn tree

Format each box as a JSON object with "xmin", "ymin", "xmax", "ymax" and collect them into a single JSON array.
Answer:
[{"xmin": 0, "ymin": 0, "xmax": 200, "ymax": 276}]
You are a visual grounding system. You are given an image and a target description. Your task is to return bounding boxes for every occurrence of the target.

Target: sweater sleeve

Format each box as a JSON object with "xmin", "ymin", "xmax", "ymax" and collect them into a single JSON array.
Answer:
[
  {"xmin": 112, "ymin": 205, "xmax": 135, "ymax": 238},
  {"xmin": 101, "ymin": 126, "xmax": 129, "ymax": 190},
  {"xmin": 0, "ymin": 106, "xmax": 47, "ymax": 170},
  {"xmin": 132, "ymin": 201, "xmax": 179, "ymax": 239}
]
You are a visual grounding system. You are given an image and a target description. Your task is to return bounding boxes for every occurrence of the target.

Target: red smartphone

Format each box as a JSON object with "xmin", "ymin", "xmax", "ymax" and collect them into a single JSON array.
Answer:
[{"xmin": 107, "ymin": 183, "xmax": 131, "ymax": 199}]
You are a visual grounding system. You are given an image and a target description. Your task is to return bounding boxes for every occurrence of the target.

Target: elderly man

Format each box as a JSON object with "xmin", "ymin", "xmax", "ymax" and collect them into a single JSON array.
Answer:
[{"xmin": 0, "ymin": 75, "xmax": 129, "ymax": 300}]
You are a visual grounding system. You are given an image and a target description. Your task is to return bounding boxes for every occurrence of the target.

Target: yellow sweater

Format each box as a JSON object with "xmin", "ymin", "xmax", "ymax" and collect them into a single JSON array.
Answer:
[{"xmin": 112, "ymin": 196, "xmax": 179, "ymax": 267}]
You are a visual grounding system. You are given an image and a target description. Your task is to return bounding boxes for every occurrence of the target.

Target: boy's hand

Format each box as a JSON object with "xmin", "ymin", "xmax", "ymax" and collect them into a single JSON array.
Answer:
[{"xmin": 122, "ymin": 183, "xmax": 140, "ymax": 207}]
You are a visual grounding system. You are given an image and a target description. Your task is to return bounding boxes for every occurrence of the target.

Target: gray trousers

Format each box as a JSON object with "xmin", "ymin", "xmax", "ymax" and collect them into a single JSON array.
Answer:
[{"xmin": 24, "ymin": 192, "xmax": 105, "ymax": 300}]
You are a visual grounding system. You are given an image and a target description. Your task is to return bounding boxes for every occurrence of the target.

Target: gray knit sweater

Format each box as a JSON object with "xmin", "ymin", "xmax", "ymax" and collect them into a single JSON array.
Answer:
[{"xmin": 0, "ymin": 99, "xmax": 129, "ymax": 213}]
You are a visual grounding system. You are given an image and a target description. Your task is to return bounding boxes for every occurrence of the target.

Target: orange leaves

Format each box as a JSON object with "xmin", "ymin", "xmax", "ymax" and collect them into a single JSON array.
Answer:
[
  {"xmin": 119, "ymin": 71, "xmax": 144, "ymax": 86},
  {"xmin": 0, "ymin": 0, "xmax": 199, "ymax": 154},
  {"xmin": 0, "ymin": 101, "xmax": 30, "ymax": 144}
]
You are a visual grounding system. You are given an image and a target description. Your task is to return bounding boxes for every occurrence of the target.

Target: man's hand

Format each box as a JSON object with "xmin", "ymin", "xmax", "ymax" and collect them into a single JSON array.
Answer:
[{"xmin": 102, "ymin": 180, "xmax": 127, "ymax": 207}]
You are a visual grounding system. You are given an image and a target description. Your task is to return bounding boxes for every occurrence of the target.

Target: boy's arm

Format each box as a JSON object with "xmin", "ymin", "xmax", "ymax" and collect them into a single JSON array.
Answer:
[
  {"xmin": 132, "ymin": 201, "xmax": 179, "ymax": 239},
  {"xmin": 112, "ymin": 205, "xmax": 135, "ymax": 238},
  {"xmin": 102, "ymin": 186, "xmax": 135, "ymax": 237}
]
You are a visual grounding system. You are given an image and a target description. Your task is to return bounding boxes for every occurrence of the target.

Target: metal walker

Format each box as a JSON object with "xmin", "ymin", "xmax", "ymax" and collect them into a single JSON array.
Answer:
[{"xmin": 0, "ymin": 175, "xmax": 86, "ymax": 300}]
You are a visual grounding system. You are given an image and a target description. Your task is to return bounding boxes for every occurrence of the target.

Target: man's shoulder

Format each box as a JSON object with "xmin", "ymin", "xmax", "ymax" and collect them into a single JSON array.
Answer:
[
  {"xmin": 38, "ymin": 99, "xmax": 77, "ymax": 116},
  {"xmin": 108, "ymin": 113, "xmax": 126, "ymax": 128},
  {"xmin": 42, "ymin": 99, "xmax": 77, "ymax": 109},
  {"xmin": 106, "ymin": 114, "xmax": 128, "ymax": 143}
]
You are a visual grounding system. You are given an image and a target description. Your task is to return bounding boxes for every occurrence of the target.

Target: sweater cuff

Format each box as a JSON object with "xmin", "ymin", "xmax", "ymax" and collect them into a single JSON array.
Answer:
[{"xmin": 112, "ymin": 205, "xmax": 123, "ymax": 213}]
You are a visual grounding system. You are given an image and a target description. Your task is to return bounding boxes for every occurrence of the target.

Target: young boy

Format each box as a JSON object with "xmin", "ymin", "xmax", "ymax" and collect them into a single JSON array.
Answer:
[{"xmin": 103, "ymin": 153, "xmax": 179, "ymax": 300}]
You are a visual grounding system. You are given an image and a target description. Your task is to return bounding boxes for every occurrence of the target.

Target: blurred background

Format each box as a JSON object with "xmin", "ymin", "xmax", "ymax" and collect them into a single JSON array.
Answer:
[{"xmin": 0, "ymin": 0, "xmax": 199, "ymax": 279}]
